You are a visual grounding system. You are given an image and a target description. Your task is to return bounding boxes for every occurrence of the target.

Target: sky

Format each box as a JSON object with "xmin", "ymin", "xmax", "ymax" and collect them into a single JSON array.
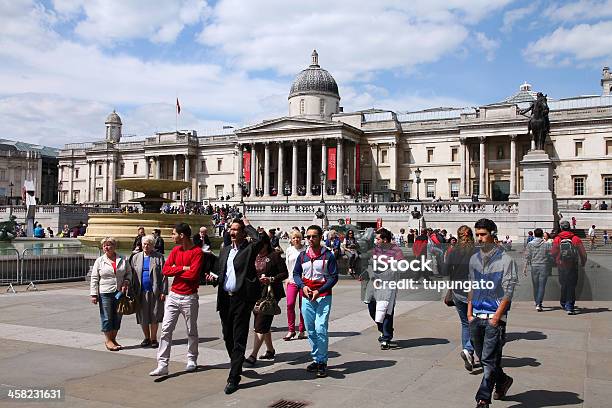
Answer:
[{"xmin": 1, "ymin": 0, "xmax": 612, "ymax": 147}]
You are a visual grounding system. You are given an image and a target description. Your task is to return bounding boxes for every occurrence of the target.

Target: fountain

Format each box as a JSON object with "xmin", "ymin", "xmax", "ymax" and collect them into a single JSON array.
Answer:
[{"xmin": 81, "ymin": 178, "xmax": 213, "ymax": 248}]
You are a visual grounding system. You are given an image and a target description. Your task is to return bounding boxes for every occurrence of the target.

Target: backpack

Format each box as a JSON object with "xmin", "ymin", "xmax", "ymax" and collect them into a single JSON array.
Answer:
[{"xmin": 559, "ymin": 238, "xmax": 578, "ymax": 263}]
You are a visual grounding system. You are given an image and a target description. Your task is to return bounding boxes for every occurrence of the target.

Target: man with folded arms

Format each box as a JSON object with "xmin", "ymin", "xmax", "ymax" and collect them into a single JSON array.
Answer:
[
  {"xmin": 467, "ymin": 219, "xmax": 518, "ymax": 408},
  {"xmin": 149, "ymin": 223, "xmax": 203, "ymax": 376}
]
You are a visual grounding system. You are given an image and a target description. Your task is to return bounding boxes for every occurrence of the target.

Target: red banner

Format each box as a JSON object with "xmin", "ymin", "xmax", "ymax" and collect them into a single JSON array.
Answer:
[
  {"xmin": 243, "ymin": 152, "xmax": 251, "ymax": 183},
  {"xmin": 327, "ymin": 147, "xmax": 337, "ymax": 181},
  {"xmin": 355, "ymin": 144, "xmax": 360, "ymax": 192}
]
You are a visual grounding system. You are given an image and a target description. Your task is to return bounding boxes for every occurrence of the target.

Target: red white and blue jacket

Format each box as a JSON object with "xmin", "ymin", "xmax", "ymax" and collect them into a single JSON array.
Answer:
[{"xmin": 293, "ymin": 246, "xmax": 338, "ymax": 297}]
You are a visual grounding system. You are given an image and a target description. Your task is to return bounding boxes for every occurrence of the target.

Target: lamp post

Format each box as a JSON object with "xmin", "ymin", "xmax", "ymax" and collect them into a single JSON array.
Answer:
[
  {"xmin": 238, "ymin": 174, "xmax": 245, "ymax": 205},
  {"xmin": 415, "ymin": 167, "xmax": 422, "ymax": 202},
  {"xmin": 8, "ymin": 182, "xmax": 14, "ymax": 205},
  {"xmin": 284, "ymin": 180, "xmax": 290, "ymax": 204},
  {"xmin": 320, "ymin": 171, "xmax": 326, "ymax": 204}
]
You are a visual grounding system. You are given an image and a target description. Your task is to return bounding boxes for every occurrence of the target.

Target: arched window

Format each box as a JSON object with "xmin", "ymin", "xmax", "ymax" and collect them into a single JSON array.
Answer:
[{"xmin": 300, "ymin": 99, "xmax": 305, "ymax": 115}]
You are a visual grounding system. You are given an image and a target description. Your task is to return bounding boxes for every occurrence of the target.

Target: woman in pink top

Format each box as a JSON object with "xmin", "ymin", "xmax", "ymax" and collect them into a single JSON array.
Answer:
[{"xmin": 283, "ymin": 230, "xmax": 307, "ymax": 340}]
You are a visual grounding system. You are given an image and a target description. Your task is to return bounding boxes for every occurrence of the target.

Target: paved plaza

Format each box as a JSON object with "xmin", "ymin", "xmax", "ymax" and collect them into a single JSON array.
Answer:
[{"xmin": 0, "ymin": 251, "xmax": 611, "ymax": 408}]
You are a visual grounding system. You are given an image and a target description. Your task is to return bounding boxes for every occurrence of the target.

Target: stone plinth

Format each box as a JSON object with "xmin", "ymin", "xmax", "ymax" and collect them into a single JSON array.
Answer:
[{"xmin": 518, "ymin": 150, "xmax": 555, "ymax": 233}]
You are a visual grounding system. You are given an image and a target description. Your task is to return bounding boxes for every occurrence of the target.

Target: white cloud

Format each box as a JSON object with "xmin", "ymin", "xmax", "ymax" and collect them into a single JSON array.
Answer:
[
  {"xmin": 544, "ymin": 0, "xmax": 612, "ymax": 22},
  {"xmin": 502, "ymin": 4, "xmax": 537, "ymax": 33},
  {"xmin": 51, "ymin": 0, "xmax": 211, "ymax": 44},
  {"xmin": 524, "ymin": 21, "xmax": 612, "ymax": 66},
  {"xmin": 197, "ymin": 0, "xmax": 513, "ymax": 80},
  {"xmin": 475, "ymin": 32, "xmax": 500, "ymax": 61}
]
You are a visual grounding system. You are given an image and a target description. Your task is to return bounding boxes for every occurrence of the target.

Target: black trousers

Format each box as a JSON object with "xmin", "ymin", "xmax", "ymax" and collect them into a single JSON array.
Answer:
[
  {"xmin": 559, "ymin": 266, "xmax": 578, "ymax": 311},
  {"xmin": 219, "ymin": 291, "xmax": 254, "ymax": 384}
]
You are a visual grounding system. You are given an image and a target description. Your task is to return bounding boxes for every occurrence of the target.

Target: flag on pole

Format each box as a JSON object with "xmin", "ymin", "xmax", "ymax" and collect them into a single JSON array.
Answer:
[{"xmin": 176, "ymin": 98, "xmax": 181, "ymax": 115}]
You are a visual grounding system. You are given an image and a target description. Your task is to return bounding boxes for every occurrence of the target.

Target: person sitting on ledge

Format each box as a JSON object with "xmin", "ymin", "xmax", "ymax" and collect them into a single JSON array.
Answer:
[{"xmin": 581, "ymin": 200, "xmax": 591, "ymax": 210}]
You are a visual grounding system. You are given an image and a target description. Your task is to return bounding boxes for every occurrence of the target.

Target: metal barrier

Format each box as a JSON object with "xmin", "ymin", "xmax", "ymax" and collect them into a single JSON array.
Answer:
[
  {"xmin": 20, "ymin": 246, "xmax": 101, "ymax": 290},
  {"xmin": 0, "ymin": 248, "xmax": 20, "ymax": 294}
]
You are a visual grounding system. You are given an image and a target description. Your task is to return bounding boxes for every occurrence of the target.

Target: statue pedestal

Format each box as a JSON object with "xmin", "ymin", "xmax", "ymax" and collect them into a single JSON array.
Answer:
[{"xmin": 518, "ymin": 150, "xmax": 555, "ymax": 234}]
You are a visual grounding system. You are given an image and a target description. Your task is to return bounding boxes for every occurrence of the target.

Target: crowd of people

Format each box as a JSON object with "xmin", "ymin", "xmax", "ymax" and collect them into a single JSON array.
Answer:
[{"xmin": 87, "ymin": 214, "xmax": 596, "ymax": 407}]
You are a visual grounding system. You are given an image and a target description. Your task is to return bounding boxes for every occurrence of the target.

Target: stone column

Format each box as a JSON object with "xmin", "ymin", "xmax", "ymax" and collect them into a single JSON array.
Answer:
[
  {"xmin": 277, "ymin": 142, "xmax": 284, "ymax": 196},
  {"xmin": 459, "ymin": 137, "xmax": 467, "ymax": 197},
  {"xmin": 354, "ymin": 142, "xmax": 358, "ymax": 192},
  {"xmin": 103, "ymin": 160, "xmax": 108, "ymax": 202},
  {"xmin": 264, "ymin": 142, "xmax": 270, "ymax": 197},
  {"xmin": 250, "ymin": 144, "xmax": 257, "ymax": 196},
  {"xmin": 321, "ymin": 140, "xmax": 327, "ymax": 194},
  {"xmin": 109, "ymin": 159, "xmax": 116, "ymax": 204},
  {"xmin": 236, "ymin": 144, "xmax": 243, "ymax": 201},
  {"xmin": 509, "ymin": 134, "xmax": 518, "ymax": 198},
  {"xmin": 291, "ymin": 140, "xmax": 300, "ymax": 197},
  {"xmin": 479, "ymin": 136, "xmax": 486, "ymax": 199},
  {"xmin": 154, "ymin": 157, "xmax": 161, "ymax": 179},
  {"xmin": 371, "ymin": 144, "xmax": 378, "ymax": 190},
  {"xmin": 389, "ymin": 141, "xmax": 397, "ymax": 191},
  {"xmin": 184, "ymin": 154, "xmax": 190, "ymax": 200},
  {"xmin": 336, "ymin": 138, "xmax": 343, "ymax": 196},
  {"xmin": 305, "ymin": 140, "xmax": 312, "ymax": 196},
  {"xmin": 145, "ymin": 157, "xmax": 150, "ymax": 179},
  {"xmin": 172, "ymin": 155, "xmax": 178, "ymax": 180},
  {"xmin": 68, "ymin": 165, "xmax": 74, "ymax": 204}
]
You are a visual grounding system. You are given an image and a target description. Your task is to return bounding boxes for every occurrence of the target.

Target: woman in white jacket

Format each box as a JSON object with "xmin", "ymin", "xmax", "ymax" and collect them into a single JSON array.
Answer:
[{"xmin": 90, "ymin": 237, "xmax": 132, "ymax": 351}]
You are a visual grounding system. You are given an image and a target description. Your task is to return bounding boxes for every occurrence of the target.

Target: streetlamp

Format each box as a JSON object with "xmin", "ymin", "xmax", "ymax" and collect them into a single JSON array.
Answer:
[
  {"xmin": 238, "ymin": 174, "xmax": 245, "ymax": 205},
  {"xmin": 414, "ymin": 167, "xmax": 422, "ymax": 202},
  {"xmin": 284, "ymin": 180, "xmax": 290, "ymax": 204},
  {"xmin": 8, "ymin": 182, "xmax": 14, "ymax": 205},
  {"xmin": 319, "ymin": 171, "xmax": 326, "ymax": 204}
]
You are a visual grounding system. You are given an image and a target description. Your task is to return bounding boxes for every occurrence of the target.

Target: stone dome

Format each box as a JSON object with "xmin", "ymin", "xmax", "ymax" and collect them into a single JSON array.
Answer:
[
  {"xmin": 289, "ymin": 50, "xmax": 339, "ymax": 99},
  {"xmin": 105, "ymin": 110, "xmax": 122, "ymax": 125}
]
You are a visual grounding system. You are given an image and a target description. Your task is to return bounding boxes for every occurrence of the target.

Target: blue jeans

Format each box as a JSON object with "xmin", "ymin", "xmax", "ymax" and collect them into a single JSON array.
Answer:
[
  {"xmin": 530, "ymin": 264, "xmax": 549, "ymax": 306},
  {"xmin": 301, "ymin": 295, "xmax": 332, "ymax": 364},
  {"xmin": 470, "ymin": 317, "xmax": 509, "ymax": 403},
  {"xmin": 98, "ymin": 292, "xmax": 122, "ymax": 332},
  {"xmin": 454, "ymin": 298, "xmax": 473, "ymax": 353},
  {"xmin": 367, "ymin": 300, "xmax": 394, "ymax": 341}
]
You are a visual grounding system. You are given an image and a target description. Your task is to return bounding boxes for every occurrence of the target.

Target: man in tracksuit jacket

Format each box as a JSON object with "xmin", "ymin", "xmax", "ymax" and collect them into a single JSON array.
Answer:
[
  {"xmin": 551, "ymin": 220, "xmax": 587, "ymax": 315},
  {"xmin": 467, "ymin": 219, "xmax": 519, "ymax": 408},
  {"xmin": 293, "ymin": 224, "xmax": 338, "ymax": 378}
]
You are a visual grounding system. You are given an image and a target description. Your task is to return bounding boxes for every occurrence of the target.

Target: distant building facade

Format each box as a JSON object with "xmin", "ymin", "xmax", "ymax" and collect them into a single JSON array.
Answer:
[{"xmin": 58, "ymin": 53, "xmax": 612, "ymax": 209}]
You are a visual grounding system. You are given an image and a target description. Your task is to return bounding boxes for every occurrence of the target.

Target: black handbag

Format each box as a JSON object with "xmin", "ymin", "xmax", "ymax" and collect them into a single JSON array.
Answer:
[
  {"xmin": 117, "ymin": 289, "xmax": 139, "ymax": 315},
  {"xmin": 253, "ymin": 284, "xmax": 281, "ymax": 316}
]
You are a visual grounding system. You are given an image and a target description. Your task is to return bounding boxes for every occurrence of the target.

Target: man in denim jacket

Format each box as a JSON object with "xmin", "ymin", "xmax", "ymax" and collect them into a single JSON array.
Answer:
[{"xmin": 467, "ymin": 219, "xmax": 519, "ymax": 408}]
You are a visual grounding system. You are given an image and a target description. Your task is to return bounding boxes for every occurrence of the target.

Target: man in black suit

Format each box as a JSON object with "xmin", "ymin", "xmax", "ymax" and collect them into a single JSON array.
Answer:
[{"xmin": 213, "ymin": 216, "xmax": 262, "ymax": 394}]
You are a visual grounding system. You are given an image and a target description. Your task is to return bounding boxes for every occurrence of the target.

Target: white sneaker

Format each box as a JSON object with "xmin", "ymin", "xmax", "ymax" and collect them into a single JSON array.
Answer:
[
  {"xmin": 186, "ymin": 360, "xmax": 197, "ymax": 372},
  {"xmin": 149, "ymin": 365, "xmax": 168, "ymax": 376},
  {"xmin": 460, "ymin": 349, "xmax": 474, "ymax": 372}
]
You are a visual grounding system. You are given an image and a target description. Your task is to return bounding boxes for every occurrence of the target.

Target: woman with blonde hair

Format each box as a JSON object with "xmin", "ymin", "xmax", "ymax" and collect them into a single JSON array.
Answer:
[
  {"xmin": 283, "ymin": 229, "xmax": 307, "ymax": 340},
  {"xmin": 131, "ymin": 235, "xmax": 167, "ymax": 348},
  {"xmin": 90, "ymin": 237, "xmax": 132, "ymax": 351},
  {"xmin": 442, "ymin": 225, "xmax": 477, "ymax": 372}
]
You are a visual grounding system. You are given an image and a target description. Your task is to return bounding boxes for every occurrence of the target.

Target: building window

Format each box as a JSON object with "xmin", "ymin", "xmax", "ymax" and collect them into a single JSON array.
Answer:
[
  {"xmin": 75, "ymin": 168, "xmax": 79, "ymax": 179},
  {"xmin": 449, "ymin": 179, "xmax": 459, "ymax": 198},
  {"xmin": 472, "ymin": 146, "xmax": 480, "ymax": 161},
  {"xmin": 427, "ymin": 148, "xmax": 434, "ymax": 163},
  {"xmin": 497, "ymin": 145, "xmax": 505, "ymax": 160},
  {"xmin": 120, "ymin": 163, "xmax": 125, "ymax": 175},
  {"xmin": 403, "ymin": 149, "xmax": 412, "ymax": 164},
  {"xmin": 98, "ymin": 165, "xmax": 102, "ymax": 176},
  {"xmin": 361, "ymin": 182, "xmax": 370, "ymax": 195},
  {"xmin": 604, "ymin": 177, "xmax": 612, "ymax": 195},
  {"xmin": 606, "ymin": 140, "xmax": 612, "ymax": 156},
  {"xmin": 451, "ymin": 147, "xmax": 458, "ymax": 162},
  {"xmin": 217, "ymin": 159, "xmax": 222, "ymax": 172},
  {"xmin": 0, "ymin": 170, "xmax": 5, "ymax": 181},
  {"xmin": 319, "ymin": 99, "xmax": 325, "ymax": 115},
  {"xmin": 361, "ymin": 150, "xmax": 371, "ymax": 165},
  {"xmin": 72, "ymin": 191, "xmax": 79, "ymax": 203},
  {"xmin": 378, "ymin": 179, "xmax": 389, "ymax": 190},
  {"xmin": 472, "ymin": 180, "xmax": 479, "ymax": 196},
  {"xmin": 96, "ymin": 188, "xmax": 103, "ymax": 201},
  {"xmin": 573, "ymin": 176, "xmax": 585, "ymax": 196},
  {"xmin": 336, "ymin": 101, "xmax": 339, "ymax": 113},
  {"xmin": 300, "ymin": 99, "xmax": 305, "ymax": 115},
  {"xmin": 575, "ymin": 141, "xmax": 583, "ymax": 156},
  {"xmin": 426, "ymin": 180, "xmax": 436, "ymax": 198},
  {"xmin": 133, "ymin": 163, "xmax": 138, "ymax": 175},
  {"xmin": 200, "ymin": 185, "xmax": 207, "ymax": 199},
  {"xmin": 380, "ymin": 149, "xmax": 388, "ymax": 164},
  {"xmin": 215, "ymin": 185, "xmax": 224, "ymax": 198},
  {"xmin": 402, "ymin": 180, "xmax": 412, "ymax": 200},
  {"xmin": 200, "ymin": 160, "xmax": 206, "ymax": 172}
]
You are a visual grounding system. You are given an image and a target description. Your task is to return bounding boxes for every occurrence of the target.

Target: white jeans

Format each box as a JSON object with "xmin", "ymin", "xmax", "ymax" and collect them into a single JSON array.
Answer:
[{"xmin": 157, "ymin": 292, "xmax": 199, "ymax": 367}]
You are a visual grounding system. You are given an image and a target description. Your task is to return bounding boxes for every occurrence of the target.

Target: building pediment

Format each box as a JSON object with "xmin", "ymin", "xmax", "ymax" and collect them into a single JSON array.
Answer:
[{"xmin": 237, "ymin": 116, "xmax": 343, "ymax": 134}]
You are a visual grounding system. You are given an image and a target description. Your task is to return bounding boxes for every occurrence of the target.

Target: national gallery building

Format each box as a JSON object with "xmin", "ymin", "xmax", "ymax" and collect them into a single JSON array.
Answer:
[{"xmin": 58, "ymin": 51, "xmax": 612, "ymax": 210}]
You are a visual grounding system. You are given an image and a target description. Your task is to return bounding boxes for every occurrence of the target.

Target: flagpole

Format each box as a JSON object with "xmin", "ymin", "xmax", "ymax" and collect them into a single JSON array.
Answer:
[{"xmin": 175, "ymin": 97, "xmax": 178, "ymax": 133}]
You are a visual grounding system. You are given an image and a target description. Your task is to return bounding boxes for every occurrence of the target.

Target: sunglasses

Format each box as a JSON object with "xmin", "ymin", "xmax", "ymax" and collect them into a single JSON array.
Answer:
[{"xmin": 305, "ymin": 235, "xmax": 320, "ymax": 239}]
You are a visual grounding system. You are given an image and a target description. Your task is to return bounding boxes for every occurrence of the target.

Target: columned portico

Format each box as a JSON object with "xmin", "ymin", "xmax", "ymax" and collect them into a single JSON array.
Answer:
[
  {"xmin": 277, "ymin": 142, "xmax": 284, "ymax": 195},
  {"xmin": 509, "ymin": 134, "xmax": 518, "ymax": 199},
  {"xmin": 263, "ymin": 142, "xmax": 270, "ymax": 197},
  {"xmin": 336, "ymin": 138, "xmax": 343, "ymax": 196},
  {"xmin": 478, "ymin": 136, "xmax": 486, "ymax": 199},
  {"xmin": 292, "ymin": 141, "xmax": 298, "ymax": 197},
  {"xmin": 305, "ymin": 140, "xmax": 312, "ymax": 196}
]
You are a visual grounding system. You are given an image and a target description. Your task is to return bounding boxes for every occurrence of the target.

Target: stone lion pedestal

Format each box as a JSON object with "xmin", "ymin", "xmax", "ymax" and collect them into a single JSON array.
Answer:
[{"xmin": 518, "ymin": 150, "xmax": 555, "ymax": 235}]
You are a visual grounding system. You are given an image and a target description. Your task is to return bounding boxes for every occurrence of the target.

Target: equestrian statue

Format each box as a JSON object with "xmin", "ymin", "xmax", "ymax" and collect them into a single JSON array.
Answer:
[{"xmin": 519, "ymin": 92, "xmax": 550, "ymax": 151}]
